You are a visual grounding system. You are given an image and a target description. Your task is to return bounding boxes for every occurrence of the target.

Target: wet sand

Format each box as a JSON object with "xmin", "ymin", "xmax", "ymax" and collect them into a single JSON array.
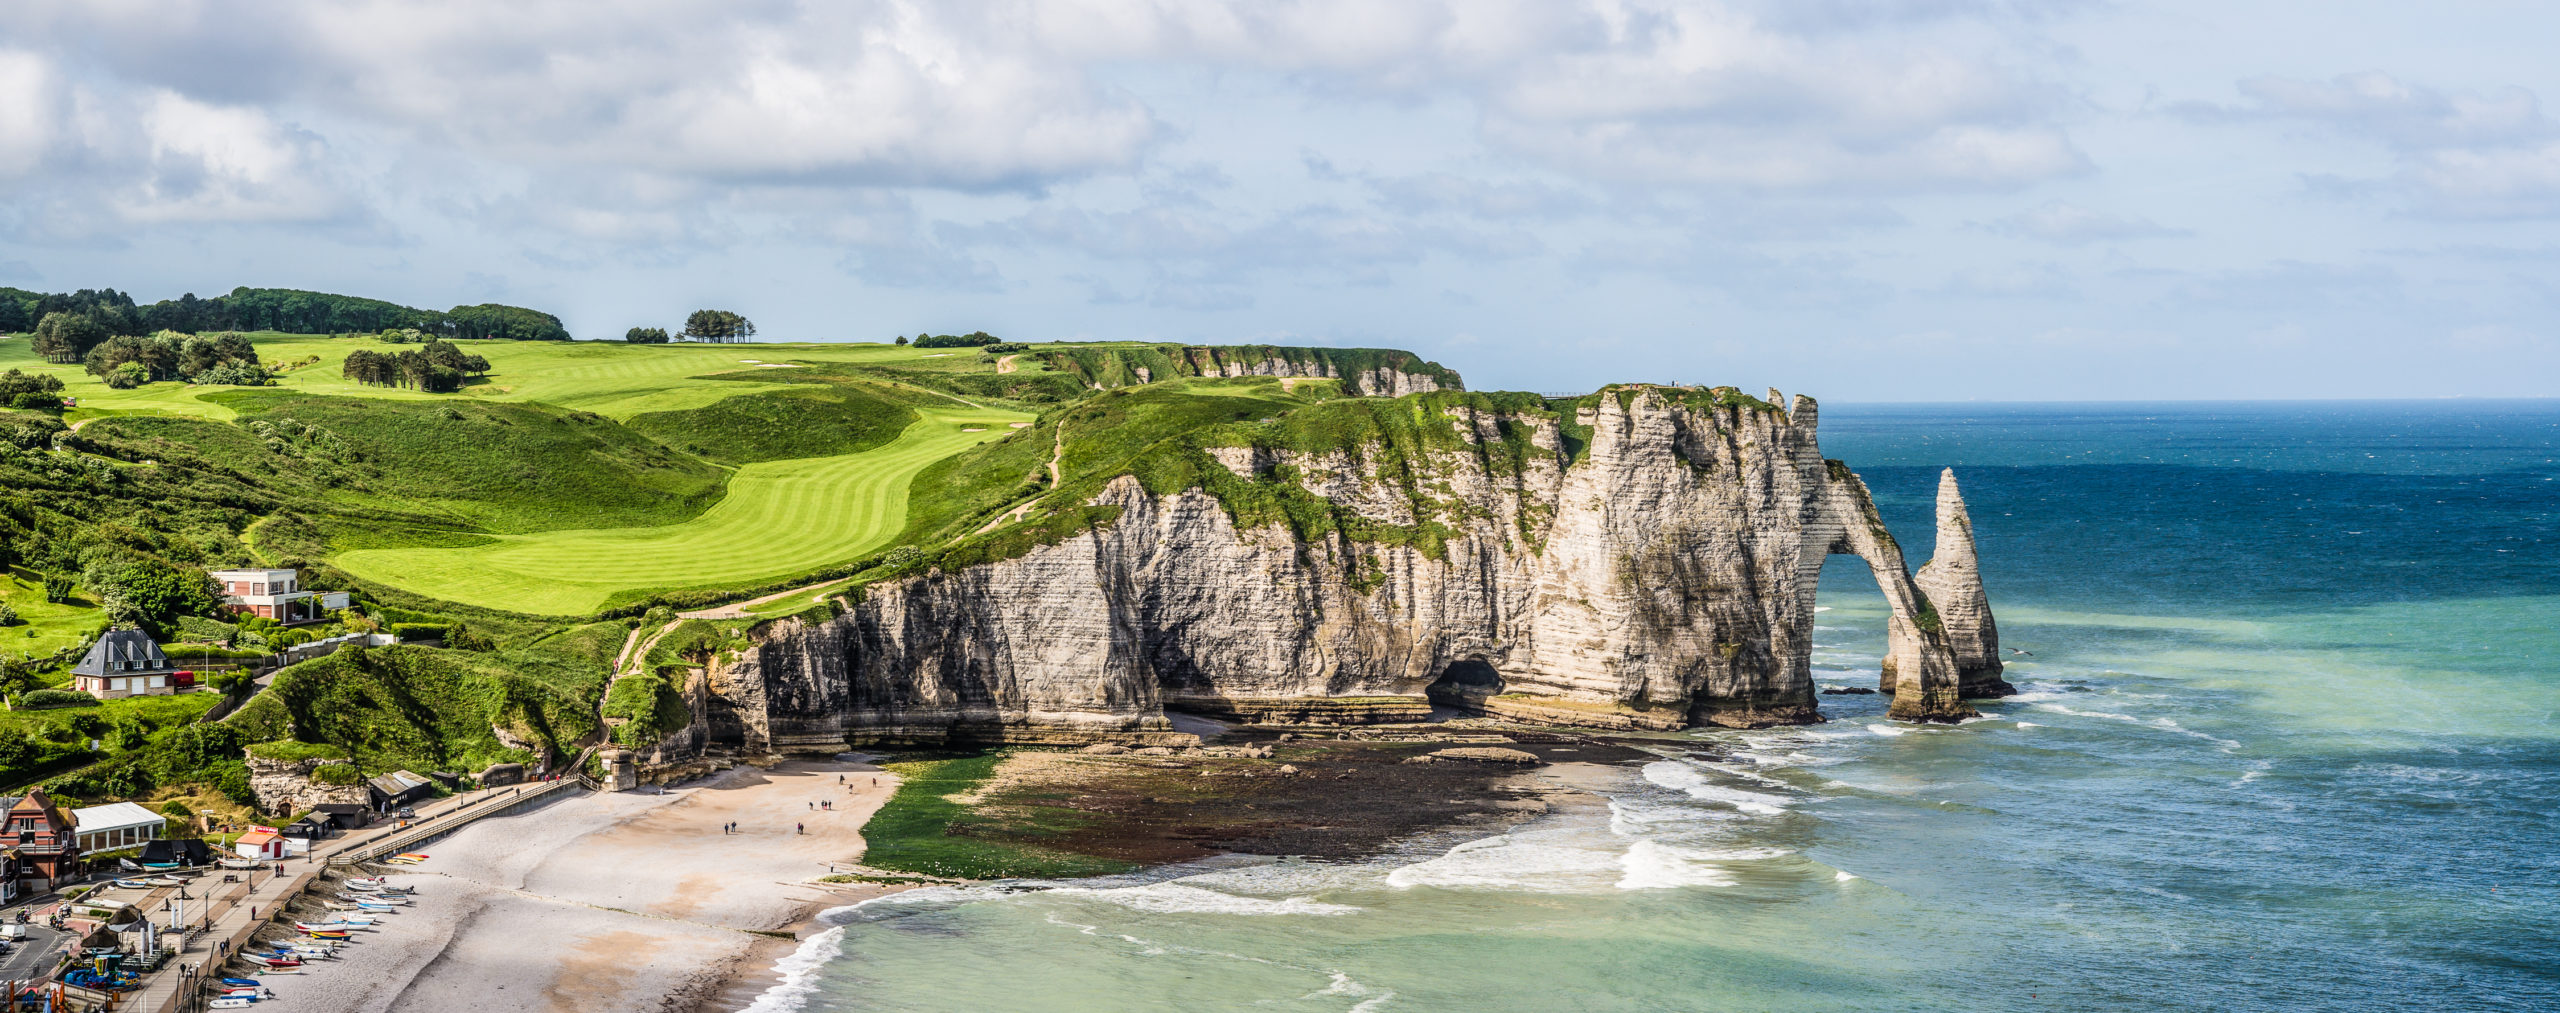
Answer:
[{"xmin": 266, "ymin": 758, "xmax": 901, "ymax": 1013}]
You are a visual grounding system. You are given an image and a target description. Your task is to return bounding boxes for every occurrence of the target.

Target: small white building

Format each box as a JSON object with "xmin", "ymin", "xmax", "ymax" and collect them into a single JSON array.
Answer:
[
  {"xmin": 234, "ymin": 828, "xmax": 288, "ymax": 860},
  {"xmin": 68, "ymin": 801, "xmax": 165, "ymax": 852},
  {"xmin": 209, "ymin": 567, "xmax": 350, "ymax": 625}
]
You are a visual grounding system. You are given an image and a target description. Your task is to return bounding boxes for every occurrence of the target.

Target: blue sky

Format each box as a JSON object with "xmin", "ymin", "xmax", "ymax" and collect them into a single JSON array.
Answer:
[{"xmin": 3, "ymin": 0, "xmax": 2555, "ymax": 400}]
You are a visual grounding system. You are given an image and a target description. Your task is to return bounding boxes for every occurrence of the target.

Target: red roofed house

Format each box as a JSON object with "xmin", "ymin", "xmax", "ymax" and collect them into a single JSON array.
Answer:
[
  {"xmin": 4, "ymin": 788, "xmax": 82, "ymax": 891},
  {"xmin": 234, "ymin": 827, "xmax": 288, "ymax": 860}
]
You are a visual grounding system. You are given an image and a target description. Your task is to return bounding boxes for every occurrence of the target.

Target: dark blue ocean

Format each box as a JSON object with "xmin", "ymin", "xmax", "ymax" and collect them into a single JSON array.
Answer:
[{"xmin": 748, "ymin": 400, "xmax": 2560, "ymax": 1012}]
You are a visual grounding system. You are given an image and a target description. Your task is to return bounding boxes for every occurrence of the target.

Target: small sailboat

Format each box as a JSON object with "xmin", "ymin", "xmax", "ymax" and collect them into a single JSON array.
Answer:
[
  {"xmin": 210, "ymin": 998, "xmax": 257, "ymax": 1010},
  {"xmin": 218, "ymin": 858, "xmax": 263, "ymax": 870},
  {"xmin": 222, "ymin": 977, "xmax": 263, "ymax": 988},
  {"xmin": 144, "ymin": 876, "xmax": 187, "ymax": 887},
  {"xmin": 111, "ymin": 879, "xmax": 151, "ymax": 889}
]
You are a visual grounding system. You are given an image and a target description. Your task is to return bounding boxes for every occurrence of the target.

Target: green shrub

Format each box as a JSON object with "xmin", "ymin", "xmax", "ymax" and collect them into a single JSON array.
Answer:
[
  {"xmin": 18, "ymin": 689, "xmax": 97, "ymax": 710},
  {"xmin": 389, "ymin": 622, "xmax": 448, "ymax": 641},
  {"xmin": 0, "ymin": 603, "xmax": 16, "ymax": 627},
  {"xmin": 310, "ymin": 762, "xmax": 362, "ymax": 785},
  {"xmin": 159, "ymin": 800, "xmax": 192, "ymax": 817},
  {"xmin": 243, "ymin": 740, "xmax": 349, "ymax": 763}
]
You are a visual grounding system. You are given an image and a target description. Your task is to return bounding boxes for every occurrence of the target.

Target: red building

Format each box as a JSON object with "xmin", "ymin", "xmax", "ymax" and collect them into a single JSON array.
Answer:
[{"xmin": 3, "ymin": 788, "xmax": 82, "ymax": 892}]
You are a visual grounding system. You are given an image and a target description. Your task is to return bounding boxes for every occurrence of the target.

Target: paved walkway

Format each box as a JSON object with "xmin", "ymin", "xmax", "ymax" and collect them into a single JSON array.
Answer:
[{"xmin": 1, "ymin": 781, "xmax": 568, "ymax": 1013}]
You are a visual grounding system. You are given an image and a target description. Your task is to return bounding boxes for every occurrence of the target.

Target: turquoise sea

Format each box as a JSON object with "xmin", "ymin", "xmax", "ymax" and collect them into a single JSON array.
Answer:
[{"xmin": 746, "ymin": 400, "xmax": 2559, "ymax": 1012}]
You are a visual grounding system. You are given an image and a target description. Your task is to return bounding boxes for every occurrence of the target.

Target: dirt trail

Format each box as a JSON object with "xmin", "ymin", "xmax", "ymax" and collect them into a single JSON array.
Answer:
[
  {"xmin": 995, "ymin": 353, "xmax": 1019, "ymax": 374},
  {"xmin": 972, "ymin": 425, "xmax": 1066, "ymax": 536},
  {"xmin": 613, "ymin": 620, "xmax": 682, "ymax": 683},
  {"xmin": 677, "ymin": 578, "xmax": 845, "ymax": 620}
]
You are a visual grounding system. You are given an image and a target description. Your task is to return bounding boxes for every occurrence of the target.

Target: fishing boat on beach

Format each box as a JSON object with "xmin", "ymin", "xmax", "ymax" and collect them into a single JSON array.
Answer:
[{"xmin": 218, "ymin": 858, "xmax": 262, "ymax": 870}]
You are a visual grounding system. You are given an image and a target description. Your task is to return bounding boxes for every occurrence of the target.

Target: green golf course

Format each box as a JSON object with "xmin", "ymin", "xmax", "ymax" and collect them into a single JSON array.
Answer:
[{"xmin": 331, "ymin": 406, "xmax": 1031, "ymax": 614}]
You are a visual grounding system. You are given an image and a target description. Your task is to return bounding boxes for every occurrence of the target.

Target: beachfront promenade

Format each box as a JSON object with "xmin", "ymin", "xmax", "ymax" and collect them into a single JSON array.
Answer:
[{"xmin": 48, "ymin": 780, "xmax": 584, "ymax": 1013}]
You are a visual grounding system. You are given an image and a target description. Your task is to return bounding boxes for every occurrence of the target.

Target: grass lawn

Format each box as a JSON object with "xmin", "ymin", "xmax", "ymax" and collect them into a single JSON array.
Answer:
[
  {"xmin": 0, "ymin": 567, "xmax": 104, "ymax": 661},
  {"xmin": 332, "ymin": 405, "xmax": 1031, "ymax": 614},
  {"xmin": 0, "ymin": 692, "xmax": 222, "ymax": 737},
  {"xmin": 2, "ymin": 333, "xmax": 1039, "ymax": 422}
]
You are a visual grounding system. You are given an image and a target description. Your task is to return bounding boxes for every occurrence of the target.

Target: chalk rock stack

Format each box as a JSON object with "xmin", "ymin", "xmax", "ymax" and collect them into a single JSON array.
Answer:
[
  {"xmin": 1913, "ymin": 468, "xmax": 2014, "ymax": 698},
  {"xmin": 692, "ymin": 385, "xmax": 2004, "ymax": 752}
]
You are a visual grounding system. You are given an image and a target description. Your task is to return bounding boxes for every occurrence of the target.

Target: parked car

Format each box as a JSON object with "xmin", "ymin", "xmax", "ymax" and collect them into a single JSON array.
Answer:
[{"xmin": 394, "ymin": 807, "xmax": 416, "ymax": 819}]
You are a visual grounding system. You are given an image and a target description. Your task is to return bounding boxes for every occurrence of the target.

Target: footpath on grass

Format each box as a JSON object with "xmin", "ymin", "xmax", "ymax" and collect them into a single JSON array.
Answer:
[{"xmin": 333, "ymin": 405, "xmax": 1027, "ymax": 614}]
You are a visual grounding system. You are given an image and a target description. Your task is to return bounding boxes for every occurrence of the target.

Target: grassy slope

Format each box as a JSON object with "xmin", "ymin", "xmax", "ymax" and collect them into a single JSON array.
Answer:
[
  {"xmin": 624, "ymin": 381, "xmax": 919, "ymax": 466},
  {"xmin": 224, "ymin": 633, "xmax": 615, "ymax": 774},
  {"xmin": 1, "ymin": 566, "xmax": 105, "ymax": 660},
  {"xmin": 1, "ymin": 332, "xmax": 1044, "ymax": 422},
  {"xmin": 333, "ymin": 405, "xmax": 1031, "ymax": 614},
  {"xmin": 220, "ymin": 391, "xmax": 728, "ymax": 534},
  {"xmin": 896, "ymin": 376, "xmax": 1336, "ymax": 549}
]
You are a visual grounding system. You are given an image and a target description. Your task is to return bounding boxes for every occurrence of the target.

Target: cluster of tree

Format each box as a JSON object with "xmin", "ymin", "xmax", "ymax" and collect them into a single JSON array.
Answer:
[
  {"xmin": 2, "ymin": 286, "xmax": 571, "ymax": 342},
  {"xmin": 29, "ymin": 311, "xmax": 113, "ymax": 363},
  {"xmin": 83, "ymin": 555, "xmax": 225, "ymax": 636},
  {"xmin": 444, "ymin": 303, "xmax": 571, "ymax": 341},
  {"xmin": 0, "ymin": 288, "xmax": 140, "ymax": 337},
  {"xmin": 340, "ymin": 339, "xmax": 491, "ymax": 393},
  {"xmin": 982, "ymin": 341, "xmax": 1030, "ymax": 354},
  {"xmin": 682, "ymin": 309, "xmax": 756, "ymax": 342},
  {"xmin": 83, "ymin": 331, "xmax": 269, "ymax": 389},
  {"xmin": 911, "ymin": 331, "xmax": 1003, "ymax": 348},
  {"xmin": 0, "ymin": 369, "xmax": 67, "ymax": 411},
  {"xmin": 624, "ymin": 327, "xmax": 672, "ymax": 344}
]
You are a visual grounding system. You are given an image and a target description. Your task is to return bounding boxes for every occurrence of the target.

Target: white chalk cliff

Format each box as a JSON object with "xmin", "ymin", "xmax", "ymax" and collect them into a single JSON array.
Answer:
[{"xmin": 692, "ymin": 385, "xmax": 2003, "ymax": 752}]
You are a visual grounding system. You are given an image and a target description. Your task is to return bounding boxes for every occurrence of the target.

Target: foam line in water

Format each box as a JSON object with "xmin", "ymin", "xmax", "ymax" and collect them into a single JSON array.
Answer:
[
  {"xmin": 1048, "ymin": 882, "xmax": 1361, "ymax": 916},
  {"xmin": 734, "ymin": 925, "xmax": 846, "ymax": 1013},
  {"xmin": 1641, "ymin": 761, "xmax": 1794, "ymax": 814}
]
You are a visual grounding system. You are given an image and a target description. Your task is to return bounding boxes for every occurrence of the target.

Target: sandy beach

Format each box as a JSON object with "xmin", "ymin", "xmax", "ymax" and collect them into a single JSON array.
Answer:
[{"xmin": 255, "ymin": 757, "xmax": 903, "ymax": 1013}]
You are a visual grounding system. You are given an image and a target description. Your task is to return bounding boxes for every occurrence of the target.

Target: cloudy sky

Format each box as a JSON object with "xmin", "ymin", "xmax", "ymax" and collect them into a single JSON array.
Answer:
[{"xmin": 3, "ymin": 1, "xmax": 2555, "ymax": 400}]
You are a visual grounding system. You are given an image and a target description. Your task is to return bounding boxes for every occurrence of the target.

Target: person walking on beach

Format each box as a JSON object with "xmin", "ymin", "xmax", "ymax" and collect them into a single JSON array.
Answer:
[{"xmin": 797, "ymin": 822, "xmax": 804, "ymax": 835}]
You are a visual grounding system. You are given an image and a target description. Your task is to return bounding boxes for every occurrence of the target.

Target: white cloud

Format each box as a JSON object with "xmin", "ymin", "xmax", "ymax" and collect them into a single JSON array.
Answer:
[
  {"xmin": 0, "ymin": 48, "xmax": 356, "ymax": 235},
  {"xmin": 2182, "ymin": 70, "xmax": 2560, "ymax": 218},
  {"xmin": 1987, "ymin": 201, "xmax": 2183, "ymax": 244}
]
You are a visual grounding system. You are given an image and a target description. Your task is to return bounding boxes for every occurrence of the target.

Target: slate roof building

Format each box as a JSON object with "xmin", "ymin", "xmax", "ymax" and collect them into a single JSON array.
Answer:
[
  {"xmin": 70, "ymin": 629, "xmax": 179, "ymax": 699},
  {"xmin": 367, "ymin": 770, "xmax": 436, "ymax": 811}
]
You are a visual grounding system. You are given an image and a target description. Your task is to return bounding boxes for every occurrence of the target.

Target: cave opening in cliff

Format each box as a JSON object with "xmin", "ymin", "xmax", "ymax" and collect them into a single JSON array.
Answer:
[{"xmin": 1425, "ymin": 659, "xmax": 1504, "ymax": 715}]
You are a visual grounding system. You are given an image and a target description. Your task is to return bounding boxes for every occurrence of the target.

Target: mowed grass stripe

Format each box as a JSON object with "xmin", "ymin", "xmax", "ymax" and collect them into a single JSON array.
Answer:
[{"xmin": 333, "ymin": 407, "xmax": 1029, "ymax": 614}]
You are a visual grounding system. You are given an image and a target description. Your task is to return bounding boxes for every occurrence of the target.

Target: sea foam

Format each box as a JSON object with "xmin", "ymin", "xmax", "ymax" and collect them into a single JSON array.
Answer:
[
  {"xmin": 1050, "ymin": 882, "xmax": 1360, "ymax": 916},
  {"xmin": 1641, "ymin": 761, "xmax": 1794, "ymax": 814},
  {"xmin": 734, "ymin": 925, "xmax": 847, "ymax": 1013}
]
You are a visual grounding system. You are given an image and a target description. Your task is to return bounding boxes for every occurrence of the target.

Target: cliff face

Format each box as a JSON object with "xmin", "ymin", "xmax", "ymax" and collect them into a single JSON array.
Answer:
[
  {"xmin": 1035, "ymin": 345, "xmax": 1460, "ymax": 397},
  {"xmin": 700, "ymin": 386, "xmax": 1996, "ymax": 752}
]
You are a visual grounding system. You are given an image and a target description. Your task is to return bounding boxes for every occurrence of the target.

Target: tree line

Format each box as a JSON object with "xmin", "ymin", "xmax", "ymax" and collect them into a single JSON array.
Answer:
[
  {"xmin": 908, "ymin": 331, "xmax": 1004, "ymax": 348},
  {"xmin": 624, "ymin": 309, "xmax": 756, "ymax": 342},
  {"xmin": 340, "ymin": 339, "xmax": 492, "ymax": 393},
  {"xmin": 0, "ymin": 286, "xmax": 572, "ymax": 347}
]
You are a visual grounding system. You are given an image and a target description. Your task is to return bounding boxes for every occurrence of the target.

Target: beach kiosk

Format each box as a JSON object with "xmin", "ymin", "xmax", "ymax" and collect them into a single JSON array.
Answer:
[{"xmin": 234, "ymin": 827, "xmax": 288, "ymax": 861}]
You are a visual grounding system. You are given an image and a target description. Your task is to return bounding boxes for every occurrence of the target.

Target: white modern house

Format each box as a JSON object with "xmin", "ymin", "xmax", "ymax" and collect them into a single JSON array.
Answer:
[
  {"xmin": 68, "ymin": 801, "xmax": 165, "ymax": 852},
  {"xmin": 71, "ymin": 630, "xmax": 180, "ymax": 699},
  {"xmin": 209, "ymin": 567, "xmax": 350, "ymax": 625}
]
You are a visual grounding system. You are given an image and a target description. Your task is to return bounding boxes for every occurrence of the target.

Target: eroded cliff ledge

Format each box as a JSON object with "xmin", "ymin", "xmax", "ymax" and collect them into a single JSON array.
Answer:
[{"xmin": 698, "ymin": 385, "xmax": 2002, "ymax": 752}]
